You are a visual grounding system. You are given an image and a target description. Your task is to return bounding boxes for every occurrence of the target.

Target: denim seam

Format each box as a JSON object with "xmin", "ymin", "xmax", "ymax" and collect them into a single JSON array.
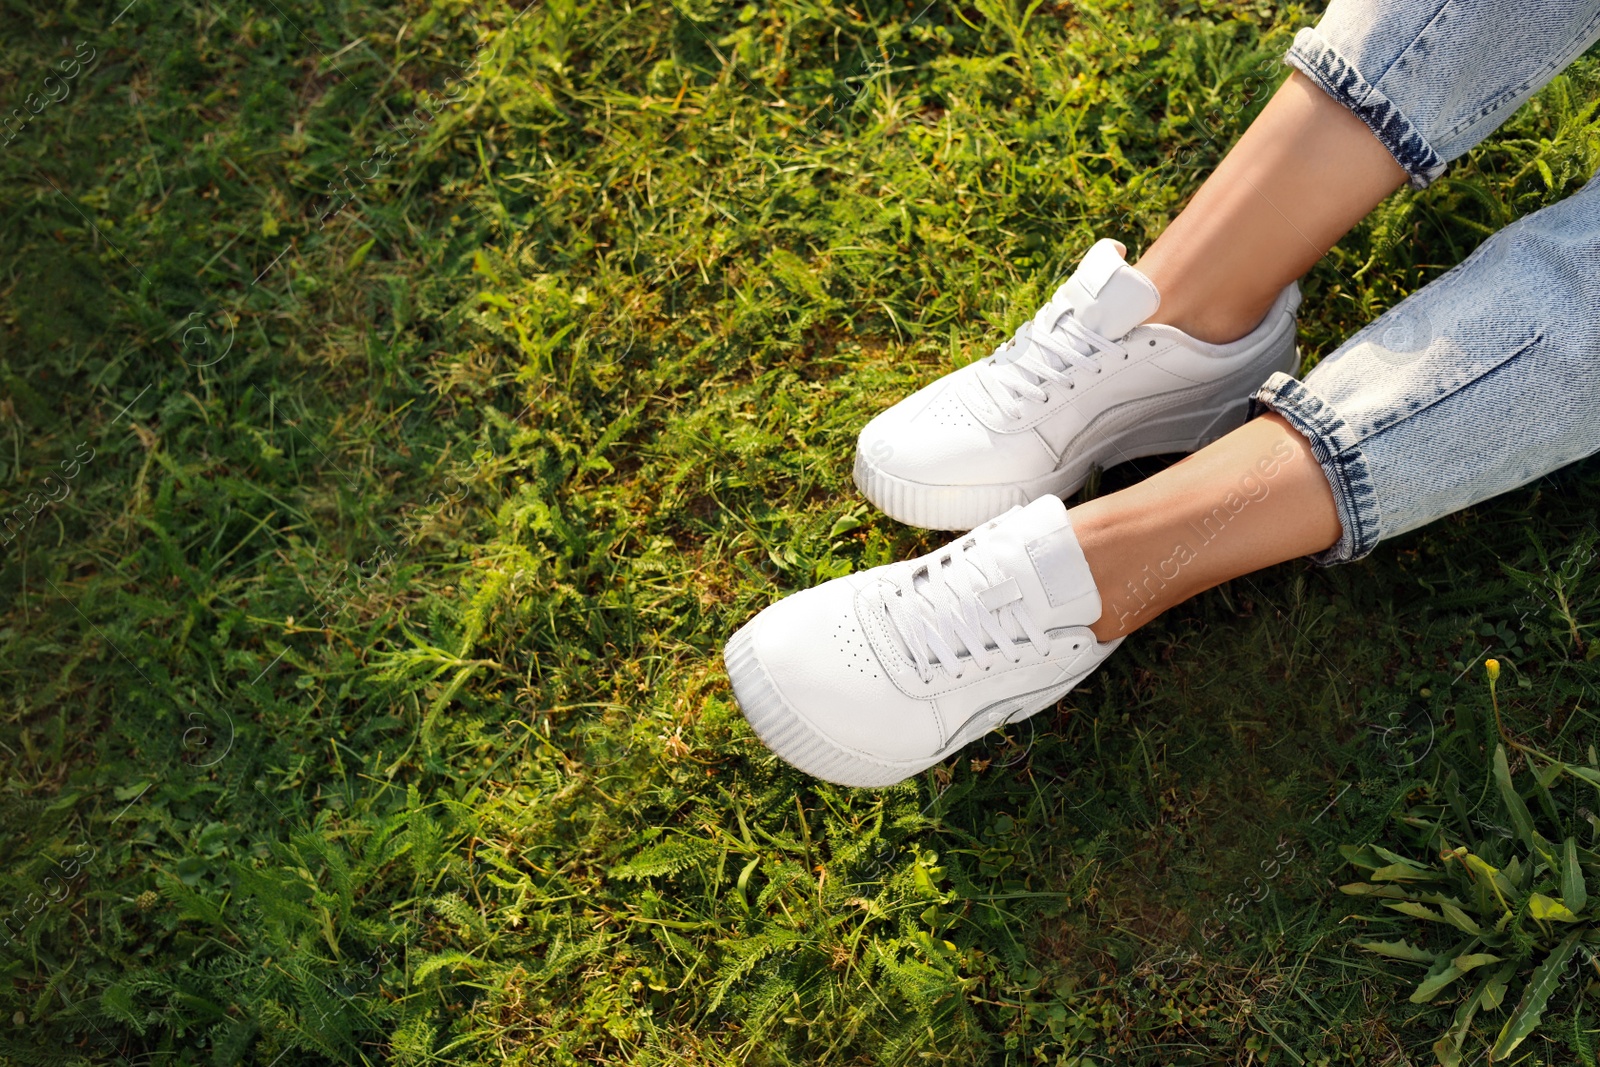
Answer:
[
  {"xmin": 1284, "ymin": 27, "xmax": 1446, "ymax": 190},
  {"xmin": 1434, "ymin": 7, "xmax": 1600, "ymax": 149},
  {"xmin": 1345, "ymin": 331, "xmax": 1544, "ymax": 447},
  {"xmin": 1250, "ymin": 373, "xmax": 1379, "ymax": 565},
  {"xmin": 1367, "ymin": 0, "xmax": 1452, "ymax": 85}
]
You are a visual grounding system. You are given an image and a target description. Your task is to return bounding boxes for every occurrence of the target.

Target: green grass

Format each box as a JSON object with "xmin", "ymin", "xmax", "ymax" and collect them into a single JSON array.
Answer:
[{"xmin": 2, "ymin": 0, "xmax": 1599, "ymax": 1063}]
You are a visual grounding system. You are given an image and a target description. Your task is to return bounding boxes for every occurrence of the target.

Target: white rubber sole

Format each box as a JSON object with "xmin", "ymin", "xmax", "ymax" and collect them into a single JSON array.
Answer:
[{"xmin": 856, "ymin": 347, "xmax": 1299, "ymax": 531}]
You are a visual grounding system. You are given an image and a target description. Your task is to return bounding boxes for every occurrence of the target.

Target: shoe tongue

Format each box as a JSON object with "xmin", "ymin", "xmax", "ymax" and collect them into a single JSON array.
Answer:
[
  {"xmin": 877, "ymin": 498, "xmax": 1104, "ymax": 669},
  {"xmin": 979, "ymin": 495, "xmax": 1102, "ymax": 631},
  {"xmin": 1054, "ymin": 237, "xmax": 1161, "ymax": 341},
  {"xmin": 986, "ymin": 239, "xmax": 1161, "ymax": 382}
]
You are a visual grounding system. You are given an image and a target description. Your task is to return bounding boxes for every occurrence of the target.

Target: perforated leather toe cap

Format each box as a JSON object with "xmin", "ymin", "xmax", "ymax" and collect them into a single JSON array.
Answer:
[{"xmin": 747, "ymin": 580, "xmax": 940, "ymax": 761}]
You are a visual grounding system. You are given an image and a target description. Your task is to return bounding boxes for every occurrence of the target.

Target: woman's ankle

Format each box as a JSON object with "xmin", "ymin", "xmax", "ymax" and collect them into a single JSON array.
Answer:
[
  {"xmin": 1134, "ymin": 250, "xmax": 1281, "ymax": 345},
  {"xmin": 1071, "ymin": 493, "xmax": 1195, "ymax": 643},
  {"xmin": 1069, "ymin": 412, "xmax": 1343, "ymax": 644}
]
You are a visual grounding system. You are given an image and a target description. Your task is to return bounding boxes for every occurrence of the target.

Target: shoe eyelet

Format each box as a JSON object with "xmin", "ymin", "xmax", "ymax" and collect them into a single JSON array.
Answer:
[{"xmin": 1148, "ymin": 340, "xmax": 1156, "ymax": 347}]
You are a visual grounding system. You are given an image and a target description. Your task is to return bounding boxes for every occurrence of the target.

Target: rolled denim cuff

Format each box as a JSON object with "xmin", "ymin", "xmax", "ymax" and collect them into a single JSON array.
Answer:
[
  {"xmin": 1249, "ymin": 372, "xmax": 1380, "ymax": 566},
  {"xmin": 1284, "ymin": 26, "xmax": 1447, "ymax": 190}
]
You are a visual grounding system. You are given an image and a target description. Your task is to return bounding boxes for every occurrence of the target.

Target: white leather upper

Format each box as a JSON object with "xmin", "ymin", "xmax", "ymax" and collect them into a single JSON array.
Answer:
[
  {"xmin": 748, "ymin": 572, "xmax": 945, "ymax": 761},
  {"xmin": 747, "ymin": 496, "xmax": 1121, "ymax": 760},
  {"xmin": 858, "ymin": 366, "xmax": 1061, "ymax": 485},
  {"xmin": 856, "ymin": 239, "xmax": 1301, "ymax": 488}
]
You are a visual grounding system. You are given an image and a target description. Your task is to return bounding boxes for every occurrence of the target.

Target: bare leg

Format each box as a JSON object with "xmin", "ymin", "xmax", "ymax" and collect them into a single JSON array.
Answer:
[
  {"xmin": 1061, "ymin": 70, "xmax": 1410, "ymax": 634},
  {"xmin": 1135, "ymin": 70, "xmax": 1409, "ymax": 344},
  {"xmin": 1073, "ymin": 412, "xmax": 1341, "ymax": 642}
]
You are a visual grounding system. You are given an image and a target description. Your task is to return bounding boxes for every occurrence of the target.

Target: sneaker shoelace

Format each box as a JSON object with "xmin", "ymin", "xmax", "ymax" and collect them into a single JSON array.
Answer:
[
  {"xmin": 973, "ymin": 299, "xmax": 1124, "ymax": 420},
  {"xmin": 879, "ymin": 532, "xmax": 1050, "ymax": 683}
]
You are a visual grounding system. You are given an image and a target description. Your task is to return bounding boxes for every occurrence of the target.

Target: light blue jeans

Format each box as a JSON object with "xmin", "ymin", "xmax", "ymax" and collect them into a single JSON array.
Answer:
[{"xmin": 1249, "ymin": 1, "xmax": 1600, "ymax": 564}]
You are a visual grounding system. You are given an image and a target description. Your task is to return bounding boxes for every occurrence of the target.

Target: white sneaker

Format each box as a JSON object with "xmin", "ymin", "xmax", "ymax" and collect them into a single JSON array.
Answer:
[
  {"xmin": 723, "ymin": 495, "xmax": 1121, "ymax": 787},
  {"xmin": 855, "ymin": 238, "xmax": 1300, "ymax": 530}
]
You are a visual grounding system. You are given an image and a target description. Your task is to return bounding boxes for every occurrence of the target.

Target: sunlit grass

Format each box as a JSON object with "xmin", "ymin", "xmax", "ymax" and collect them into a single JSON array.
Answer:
[{"xmin": 0, "ymin": 1, "xmax": 1597, "ymax": 1063}]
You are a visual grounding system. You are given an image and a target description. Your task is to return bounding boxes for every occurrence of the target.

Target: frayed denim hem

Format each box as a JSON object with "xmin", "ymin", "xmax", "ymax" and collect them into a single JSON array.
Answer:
[
  {"xmin": 1284, "ymin": 26, "xmax": 1448, "ymax": 191},
  {"xmin": 1250, "ymin": 372, "xmax": 1382, "ymax": 566}
]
